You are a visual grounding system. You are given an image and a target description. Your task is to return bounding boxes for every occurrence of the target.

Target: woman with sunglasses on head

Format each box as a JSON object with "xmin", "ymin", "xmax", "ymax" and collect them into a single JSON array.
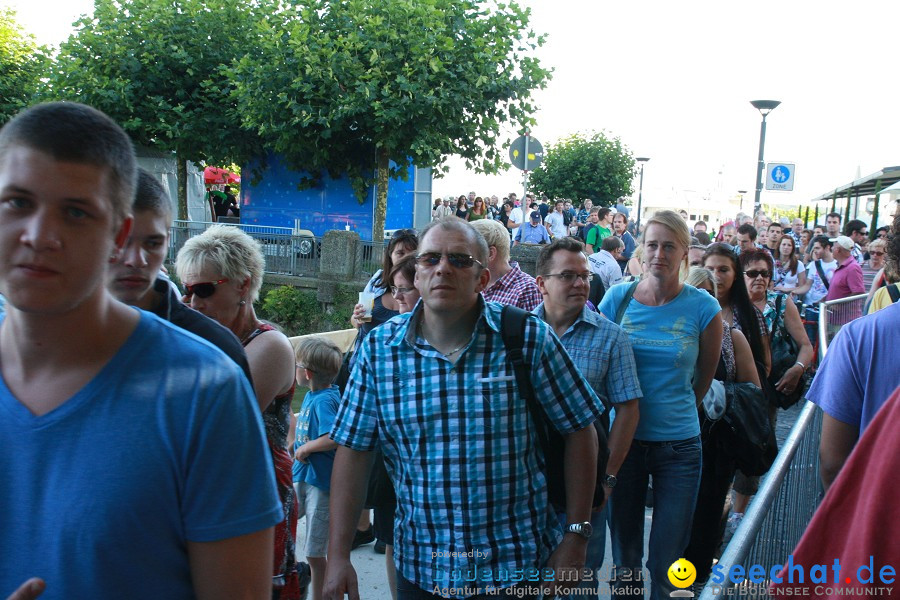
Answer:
[
  {"xmin": 350, "ymin": 229, "xmax": 418, "ymax": 335},
  {"xmin": 467, "ymin": 197, "xmax": 487, "ymax": 221},
  {"xmin": 597, "ymin": 210, "xmax": 722, "ymax": 600},
  {"xmin": 175, "ymin": 225, "xmax": 302, "ymax": 600},
  {"xmin": 682, "ymin": 267, "xmax": 760, "ymax": 584},
  {"xmin": 772, "ymin": 235, "xmax": 807, "ymax": 296}
]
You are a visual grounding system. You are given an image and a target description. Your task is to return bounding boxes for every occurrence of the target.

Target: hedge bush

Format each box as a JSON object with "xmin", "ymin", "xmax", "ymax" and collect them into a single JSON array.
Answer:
[{"xmin": 258, "ymin": 285, "xmax": 358, "ymax": 337}]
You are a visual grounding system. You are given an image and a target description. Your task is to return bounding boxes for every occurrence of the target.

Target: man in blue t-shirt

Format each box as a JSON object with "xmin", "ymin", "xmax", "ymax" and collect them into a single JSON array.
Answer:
[{"xmin": 0, "ymin": 103, "xmax": 280, "ymax": 600}]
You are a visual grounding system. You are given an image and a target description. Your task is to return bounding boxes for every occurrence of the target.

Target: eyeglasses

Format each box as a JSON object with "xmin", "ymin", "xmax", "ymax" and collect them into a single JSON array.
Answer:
[
  {"xmin": 390, "ymin": 285, "xmax": 416, "ymax": 297},
  {"xmin": 185, "ymin": 278, "xmax": 229, "ymax": 298},
  {"xmin": 544, "ymin": 272, "xmax": 593, "ymax": 284},
  {"xmin": 295, "ymin": 363, "xmax": 315, "ymax": 372},
  {"xmin": 744, "ymin": 270, "xmax": 771, "ymax": 279},
  {"xmin": 414, "ymin": 252, "xmax": 484, "ymax": 269},
  {"xmin": 870, "ymin": 251, "xmax": 885, "ymax": 257}
]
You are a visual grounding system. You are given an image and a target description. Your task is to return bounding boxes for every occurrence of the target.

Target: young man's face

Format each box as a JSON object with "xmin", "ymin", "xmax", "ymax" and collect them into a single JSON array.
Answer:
[
  {"xmin": 0, "ymin": 145, "xmax": 131, "ymax": 315},
  {"xmin": 555, "ymin": 202, "xmax": 564, "ymax": 213},
  {"xmin": 850, "ymin": 228, "xmax": 868, "ymax": 244},
  {"xmin": 108, "ymin": 209, "xmax": 170, "ymax": 306},
  {"xmin": 826, "ymin": 216, "xmax": 840, "ymax": 235},
  {"xmin": 811, "ymin": 242, "xmax": 825, "ymax": 260},
  {"xmin": 737, "ymin": 232, "xmax": 755, "ymax": 252},
  {"xmin": 767, "ymin": 226, "xmax": 782, "ymax": 245},
  {"xmin": 536, "ymin": 250, "xmax": 591, "ymax": 315},
  {"xmin": 693, "ymin": 222, "xmax": 707, "ymax": 233}
]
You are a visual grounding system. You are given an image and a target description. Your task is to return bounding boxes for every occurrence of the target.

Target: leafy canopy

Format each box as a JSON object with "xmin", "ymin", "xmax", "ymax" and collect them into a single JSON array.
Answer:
[
  {"xmin": 0, "ymin": 8, "xmax": 49, "ymax": 124},
  {"xmin": 231, "ymin": 0, "xmax": 551, "ymax": 238},
  {"xmin": 47, "ymin": 0, "xmax": 268, "ymax": 169},
  {"xmin": 528, "ymin": 131, "xmax": 635, "ymax": 206}
]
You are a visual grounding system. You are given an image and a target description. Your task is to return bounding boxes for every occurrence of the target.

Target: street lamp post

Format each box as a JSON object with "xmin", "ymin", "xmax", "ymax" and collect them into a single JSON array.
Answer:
[
  {"xmin": 750, "ymin": 100, "xmax": 781, "ymax": 217},
  {"xmin": 737, "ymin": 189, "xmax": 748, "ymax": 214},
  {"xmin": 635, "ymin": 157, "xmax": 649, "ymax": 231}
]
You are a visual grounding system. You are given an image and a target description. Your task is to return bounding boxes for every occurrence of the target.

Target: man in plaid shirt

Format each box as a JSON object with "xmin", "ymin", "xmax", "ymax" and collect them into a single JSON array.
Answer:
[
  {"xmin": 470, "ymin": 219, "xmax": 542, "ymax": 311},
  {"xmin": 325, "ymin": 219, "xmax": 602, "ymax": 600}
]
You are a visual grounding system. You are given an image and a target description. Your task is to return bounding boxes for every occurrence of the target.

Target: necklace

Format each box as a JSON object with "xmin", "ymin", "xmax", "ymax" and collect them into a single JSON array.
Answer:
[
  {"xmin": 418, "ymin": 322, "xmax": 468, "ymax": 357},
  {"xmin": 442, "ymin": 343, "xmax": 467, "ymax": 357}
]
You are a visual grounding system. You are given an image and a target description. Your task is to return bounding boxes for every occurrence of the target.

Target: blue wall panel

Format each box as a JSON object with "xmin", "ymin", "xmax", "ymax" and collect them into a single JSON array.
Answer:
[{"xmin": 240, "ymin": 154, "xmax": 417, "ymax": 240}]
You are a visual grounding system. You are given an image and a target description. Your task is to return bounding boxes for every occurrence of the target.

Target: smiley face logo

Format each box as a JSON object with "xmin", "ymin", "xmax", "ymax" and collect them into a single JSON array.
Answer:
[{"xmin": 667, "ymin": 558, "xmax": 696, "ymax": 589}]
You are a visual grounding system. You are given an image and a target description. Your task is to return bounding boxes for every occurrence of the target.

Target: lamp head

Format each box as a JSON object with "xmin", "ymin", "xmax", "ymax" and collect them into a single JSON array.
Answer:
[
  {"xmin": 750, "ymin": 99, "xmax": 781, "ymax": 116},
  {"xmin": 636, "ymin": 157, "xmax": 650, "ymax": 163}
]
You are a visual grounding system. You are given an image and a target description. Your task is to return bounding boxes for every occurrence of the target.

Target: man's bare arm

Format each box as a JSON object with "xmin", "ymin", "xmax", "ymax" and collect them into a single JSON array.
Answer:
[
  {"xmin": 187, "ymin": 528, "xmax": 274, "ymax": 600},
  {"xmin": 819, "ymin": 413, "xmax": 858, "ymax": 492}
]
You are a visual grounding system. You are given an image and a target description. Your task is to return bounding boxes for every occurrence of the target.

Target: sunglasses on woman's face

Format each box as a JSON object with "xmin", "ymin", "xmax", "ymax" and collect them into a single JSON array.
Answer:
[
  {"xmin": 185, "ymin": 278, "xmax": 229, "ymax": 298},
  {"xmin": 744, "ymin": 270, "xmax": 771, "ymax": 280}
]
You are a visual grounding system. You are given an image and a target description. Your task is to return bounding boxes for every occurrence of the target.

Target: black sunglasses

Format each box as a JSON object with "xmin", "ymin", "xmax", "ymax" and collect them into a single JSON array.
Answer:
[
  {"xmin": 185, "ymin": 278, "xmax": 229, "ymax": 298},
  {"xmin": 415, "ymin": 252, "xmax": 484, "ymax": 269},
  {"xmin": 744, "ymin": 270, "xmax": 771, "ymax": 279},
  {"xmin": 392, "ymin": 228, "xmax": 417, "ymax": 239}
]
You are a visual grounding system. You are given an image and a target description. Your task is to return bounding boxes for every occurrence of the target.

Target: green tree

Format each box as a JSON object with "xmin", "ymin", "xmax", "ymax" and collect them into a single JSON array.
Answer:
[
  {"xmin": 231, "ymin": 0, "xmax": 551, "ymax": 241},
  {"xmin": 0, "ymin": 8, "xmax": 48, "ymax": 124},
  {"xmin": 528, "ymin": 131, "xmax": 635, "ymax": 206},
  {"xmin": 46, "ymin": 0, "xmax": 268, "ymax": 219}
]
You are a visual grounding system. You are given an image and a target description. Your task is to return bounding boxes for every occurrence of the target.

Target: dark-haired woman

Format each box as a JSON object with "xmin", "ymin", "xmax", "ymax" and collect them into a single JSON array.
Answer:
[
  {"xmin": 772, "ymin": 235, "xmax": 807, "ymax": 296},
  {"xmin": 454, "ymin": 196, "xmax": 469, "ymax": 220},
  {"xmin": 702, "ymin": 243, "xmax": 771, "ymax": 534}
]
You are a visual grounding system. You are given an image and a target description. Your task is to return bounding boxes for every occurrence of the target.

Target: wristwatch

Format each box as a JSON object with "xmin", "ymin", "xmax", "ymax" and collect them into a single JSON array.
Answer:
[
  {"xmin": 603, "ymin": 474, "xmax": 618, "ymax": 489},
  {"xmin": 566, "ymin": 522, "xmax": 593, "ymax": 539}
]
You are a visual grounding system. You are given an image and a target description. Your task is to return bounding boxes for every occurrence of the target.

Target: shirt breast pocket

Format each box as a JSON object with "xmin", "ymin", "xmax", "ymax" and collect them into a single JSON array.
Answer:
[{"xmin": 478, "ymin": 376, "xmax": 521, "ymax": 432}]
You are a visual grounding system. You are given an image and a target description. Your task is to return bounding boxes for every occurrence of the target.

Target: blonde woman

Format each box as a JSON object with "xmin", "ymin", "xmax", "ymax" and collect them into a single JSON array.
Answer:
[
  {"xmin": 598, "ymin": 210, "xmax": 722, "ymax": 599},
  {"xmin": 176, "ymin": 225, "xmax": 301, "ymax": 599}
]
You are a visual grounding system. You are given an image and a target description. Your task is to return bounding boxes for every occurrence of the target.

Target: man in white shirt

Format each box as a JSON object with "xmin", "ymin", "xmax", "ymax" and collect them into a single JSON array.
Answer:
[
  {"xmin": 793, "ymin": 235, "xmax": 838, "ymax": 305},
  {"xmin": 587, "ymin": 236, "xmax": 624, "ymax": 291},
  {"xmin": 545, "ymin": 200, "xmax": 568, "ymax": 239}
]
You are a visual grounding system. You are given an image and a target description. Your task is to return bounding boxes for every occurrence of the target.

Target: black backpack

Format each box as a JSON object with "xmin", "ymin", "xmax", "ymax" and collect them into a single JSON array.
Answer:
[{"xmin": 500, "ymin": 305, "xmax": 610, "ymax": 510}]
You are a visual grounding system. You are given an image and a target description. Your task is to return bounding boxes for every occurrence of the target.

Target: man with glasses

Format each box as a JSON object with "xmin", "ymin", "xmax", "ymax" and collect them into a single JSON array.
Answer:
[
  {"xmin": 587, "ymin": 236, "xmax": 624, "ymax": 290},
  {"xmin": 534, "ymin": 238, "xmax": 641, "ymax": 598},
  {"xmin": 107, "ymin": 169, "xmax": 252, "ymax": 383},
  {"xmin": 325, "ymin": 218, "xmax": 603, "ymax": 600},
  {"xmin": 470, "ymin": 219, "xmax": 542, "ymax": 311}
]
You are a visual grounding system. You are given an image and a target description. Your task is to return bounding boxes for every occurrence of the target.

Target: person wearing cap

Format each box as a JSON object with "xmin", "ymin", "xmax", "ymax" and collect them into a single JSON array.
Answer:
[
  {"xmin": 513, "ymin": 210, "xmax": 551, "ymax": 246},
  {"xmin": 825, "ymin": 235, "xmax": 865, "ymax": 302}
]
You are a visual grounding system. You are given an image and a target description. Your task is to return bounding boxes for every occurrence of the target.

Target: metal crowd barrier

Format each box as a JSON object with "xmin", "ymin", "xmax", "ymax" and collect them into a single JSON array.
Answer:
[
  {"xmin": 699, "ymin": 292, "xmax": 867, "ymax": 600},
  {"xmin": 168, "ymin": 220, "xmax": 321, "ymax": 277}
]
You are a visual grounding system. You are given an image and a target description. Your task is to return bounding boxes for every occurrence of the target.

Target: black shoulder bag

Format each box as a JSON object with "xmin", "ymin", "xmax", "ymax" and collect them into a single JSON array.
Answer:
[
  {"xmin": 500, "ymin": 305, "xmax": 609, "ymax": 510},
  {"xmin": 767, "ymin": 294, "xmax": 810, "ymax": 409}
]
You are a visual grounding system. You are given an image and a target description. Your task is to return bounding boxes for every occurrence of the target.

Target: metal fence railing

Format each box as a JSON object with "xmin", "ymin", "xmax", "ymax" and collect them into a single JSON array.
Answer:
[
  {"xmin": 168, "ymin": 221, "xmax": 321, "ymax": 277},
  {"xmin": 356, "ymin": 240, "xmax": 386, "ymax": 279},
  {"xmin": 699, "ymin": 292, "xmax": 866, "ymax": 600}
]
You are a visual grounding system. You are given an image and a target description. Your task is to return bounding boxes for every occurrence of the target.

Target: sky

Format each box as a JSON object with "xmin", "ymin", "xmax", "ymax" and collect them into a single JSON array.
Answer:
[{"xmin": 6, "ymin": 0, "xmax": 899, "ymax": 212}]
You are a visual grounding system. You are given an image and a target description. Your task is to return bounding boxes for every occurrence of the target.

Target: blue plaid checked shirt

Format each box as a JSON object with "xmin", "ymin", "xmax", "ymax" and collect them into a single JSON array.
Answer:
[
  {"xmin": 331, "ymin": 299, "xmax": 603, "ymax": 597},
  {"xmin": 533, "ymin": 304, "xmax": 642, "ymax": 409}
]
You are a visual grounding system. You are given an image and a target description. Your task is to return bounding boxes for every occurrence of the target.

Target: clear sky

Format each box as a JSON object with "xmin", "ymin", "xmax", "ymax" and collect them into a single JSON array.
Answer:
[{"xmin": 6, "ymin": 0, "xmax": 899, "ymax": 211}]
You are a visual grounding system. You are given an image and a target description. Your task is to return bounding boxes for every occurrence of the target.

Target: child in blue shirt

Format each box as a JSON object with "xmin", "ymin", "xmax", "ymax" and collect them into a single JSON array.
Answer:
[{"xmin": 292, "ymin": 336, "xmax": 343, "ymax": 600}]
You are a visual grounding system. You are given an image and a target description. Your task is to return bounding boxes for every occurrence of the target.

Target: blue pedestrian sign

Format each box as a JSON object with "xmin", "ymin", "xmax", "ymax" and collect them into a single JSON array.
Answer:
[{"xmin": 765, "ymin": 162, "xmax": 795, "ymax": 191}]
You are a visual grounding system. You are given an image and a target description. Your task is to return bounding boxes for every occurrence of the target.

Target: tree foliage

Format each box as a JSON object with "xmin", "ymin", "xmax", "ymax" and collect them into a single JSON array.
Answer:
[
  {"xmin": 46, "ymin": 0, "xmax": 269, "ymax": 218},
  {"xmin": 528, "ymin": 131, "xmax": 635, "ymax": 206},
  {"xmin": 0, "ymin": 8, "xmax": 48, "ymax": 124},
  {"xmin": 231, "ymin": 0, "xmax": 552, "ymax": 241}
]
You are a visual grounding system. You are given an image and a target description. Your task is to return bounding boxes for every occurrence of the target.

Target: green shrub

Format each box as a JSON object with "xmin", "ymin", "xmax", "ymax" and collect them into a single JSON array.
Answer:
[{"xmin": 258, "ymin": 284, "xmax": 359, "ymax": 337}]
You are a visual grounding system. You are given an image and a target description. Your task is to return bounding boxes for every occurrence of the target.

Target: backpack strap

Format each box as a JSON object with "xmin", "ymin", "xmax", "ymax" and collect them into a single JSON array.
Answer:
[
  {"xmin": 815, "ymin": 259, "xmax": 831, "ymax": 290},
  {"xmin": 888, "ymin": 284, "xmax": 900, "ymax": 304},
  {"xmin": 500, "ymin": 305, "xmax": 549, "ymax": 452},
  {"xmin": 615, "ymin": 280, "xmax": 639, "ymax": 325}
]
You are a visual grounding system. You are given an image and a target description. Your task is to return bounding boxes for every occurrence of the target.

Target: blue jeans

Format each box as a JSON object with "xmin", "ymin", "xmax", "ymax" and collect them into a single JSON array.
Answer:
[
  {"xmin": 555, "ymin": 506, "xmax": 608, "ymax": 597},
  {"xmin": 608, "ymin": 437, "xmax": 702, "ymax": 600}
]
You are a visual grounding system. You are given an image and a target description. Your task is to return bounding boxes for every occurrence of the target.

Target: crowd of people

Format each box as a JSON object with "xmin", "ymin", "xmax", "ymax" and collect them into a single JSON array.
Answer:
[{"xmin": 1, "ymin": 100, "xmax": 898, "ymax": 600}]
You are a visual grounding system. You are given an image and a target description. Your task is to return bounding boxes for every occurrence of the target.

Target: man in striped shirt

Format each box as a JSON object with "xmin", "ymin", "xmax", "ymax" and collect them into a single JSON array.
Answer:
[{"xmin": 325, "ymin": 218, "xmax": 603, "ymax": 600}]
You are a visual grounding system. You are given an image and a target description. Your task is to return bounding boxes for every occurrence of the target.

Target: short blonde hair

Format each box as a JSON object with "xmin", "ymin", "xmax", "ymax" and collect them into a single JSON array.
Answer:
[
  {"xmin": 469, "ymin": 218, "xmax": 510, "ymax": 263},
  {"xmin": 175, "ymin": 225, "xmax": 265, "ymax": 302},
  {"xmin": 295, "ymin": 336, "xmax": 342, "ymax": 387},
  {"xmin": 644, "ymin": 210, "xmax": 691, "ymax": 279}
]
